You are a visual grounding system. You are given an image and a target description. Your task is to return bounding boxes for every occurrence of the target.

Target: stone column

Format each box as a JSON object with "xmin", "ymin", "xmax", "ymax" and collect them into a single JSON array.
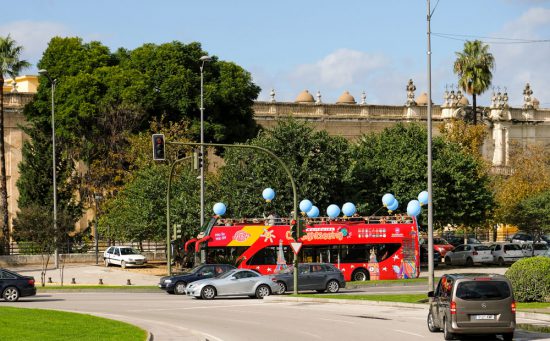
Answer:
[{"xmin": 488, "ymin": 90, "xmax": 511, "ymax": 166}]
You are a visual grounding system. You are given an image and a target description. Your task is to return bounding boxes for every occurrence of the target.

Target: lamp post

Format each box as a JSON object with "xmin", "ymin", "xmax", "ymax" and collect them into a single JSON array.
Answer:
[
  {"xmin": 199, "ymin": 56, "xmax": 211, "ymax": 233},
  {"xmin": 94, "ymin": 194, "xmax": 103, "ymax": 265},
  {"xmin": 38, "ymin": 69, "xmax": 58, "ymax": 269}
]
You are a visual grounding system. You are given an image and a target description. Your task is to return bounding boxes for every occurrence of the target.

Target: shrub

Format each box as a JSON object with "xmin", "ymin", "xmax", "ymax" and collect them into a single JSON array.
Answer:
[{"xmin": 505, "ymin": 256, "xmax": 550, "ymax": 302}]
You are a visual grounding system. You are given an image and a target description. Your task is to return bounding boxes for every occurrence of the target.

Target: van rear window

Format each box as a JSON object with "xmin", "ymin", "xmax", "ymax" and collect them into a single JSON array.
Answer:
[{"xmin": 456, "ymin": 281, "xmax": 511, "ymax": 300}]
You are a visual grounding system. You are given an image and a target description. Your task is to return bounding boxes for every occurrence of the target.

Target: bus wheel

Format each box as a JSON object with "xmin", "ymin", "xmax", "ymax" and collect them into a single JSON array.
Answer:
[{"xmin": 352, "ymin": 269, "xmax": 369, "ymax": 282}]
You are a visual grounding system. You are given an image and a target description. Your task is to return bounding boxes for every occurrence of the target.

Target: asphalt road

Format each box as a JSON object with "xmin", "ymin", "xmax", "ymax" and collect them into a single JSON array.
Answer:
[{"xmin": 6, "ymin": 292, "xmax": 550, "ymax": 341}]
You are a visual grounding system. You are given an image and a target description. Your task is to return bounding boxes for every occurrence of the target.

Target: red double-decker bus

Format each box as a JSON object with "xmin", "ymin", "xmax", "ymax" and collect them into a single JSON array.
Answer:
[{"xmin": 186, "ymin": 216, "xmax": 420, "ymax": 282}]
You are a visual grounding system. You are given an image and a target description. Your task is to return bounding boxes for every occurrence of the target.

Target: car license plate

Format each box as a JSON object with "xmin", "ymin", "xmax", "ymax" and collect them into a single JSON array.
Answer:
[{"xmin": 474, "ymin": 315, "xmax": 495, "ymax": 320}]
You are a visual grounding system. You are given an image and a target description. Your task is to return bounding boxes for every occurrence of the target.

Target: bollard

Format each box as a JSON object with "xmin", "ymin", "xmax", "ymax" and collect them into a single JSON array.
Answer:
[
  {"xmin": 48, "ymin": 277, "xmax": 52, "ymax": 283},
  {"xmin": 98, "ymin": 279, "xmax": 103, "ymax": 285},
  {"xmin": 71, "ymin": 278, "xmax": 76, "ymax": 284},
  {"xmin": 126, "ymin": 279, "xmax": 132, "ymax": 286}
]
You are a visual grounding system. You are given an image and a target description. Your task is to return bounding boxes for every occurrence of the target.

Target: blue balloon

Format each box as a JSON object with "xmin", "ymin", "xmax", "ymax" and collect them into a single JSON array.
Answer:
[
  {"xmin": 213, "ymin": 202, "xmax": 227, "ymax": 216},
  {"xmin": 342, "ymin": 202, "xmax": 356, "ymax": 217},
  {"xmin": 262, "ymin": 188, "xmax": 275, "ymax": 202},
  {"xmin": 306, "ymin": 206, "xmax": 320, "ymax": 218},
  {"xmin": 388, "ymin": 199, "xmax": 399, "ymax": 211},
  {"xmin": 326, "ymin": 204, "xmax": 341, "ymax": 219},
  {"xmin": 418, "ymin": 191, "xmax": 428, "ymax": 206},
  {"xmin": 299, "ymin": 199, "xmax": 313, "ymax": 213},
  {"xmin": 382, "ymin": 193, "xmax": 396, "ymax": 207},
  {"xmin": 407, "ymin": 200, "xmax": 421, "ymax": 217}
]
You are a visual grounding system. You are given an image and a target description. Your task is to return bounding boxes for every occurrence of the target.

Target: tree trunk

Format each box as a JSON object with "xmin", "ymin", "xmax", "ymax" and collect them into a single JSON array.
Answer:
[
  {"xmin": 472, "ymin": 93, "xmax": 477, "ymax": 125},
  {"xmin": 0, "ymin": 77, "xmax": 10, "ymax": 255}
]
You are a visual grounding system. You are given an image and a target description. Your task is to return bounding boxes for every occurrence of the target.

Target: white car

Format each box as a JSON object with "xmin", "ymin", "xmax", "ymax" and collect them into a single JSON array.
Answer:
[
  {"xmin": 185, "ymin": 269, "xmax": 279, "ymax": 300},
  {"xmin": 520, "ymin": 243, "xmax": 549, "ymax": 257},
  {"xmin": 444, "ymin": 244, "xmax": 493, "ymax": 266},
  {"xmin": 103, "ymin": 246, "xmax": 147, "ymax": 268},
  {"xmin": 490, "ymin": 243, "xmax": 524, "ymax": 266}
]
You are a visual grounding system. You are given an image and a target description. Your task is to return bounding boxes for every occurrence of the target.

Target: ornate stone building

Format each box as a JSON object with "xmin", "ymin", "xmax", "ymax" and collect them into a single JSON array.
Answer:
[
  {"xmin": 254, "ymin": 81, "xmax": 550, "ymax": 173},
  {"xmin": 2, "ymin": 77, "xmax": 549, "ymax": 244}
]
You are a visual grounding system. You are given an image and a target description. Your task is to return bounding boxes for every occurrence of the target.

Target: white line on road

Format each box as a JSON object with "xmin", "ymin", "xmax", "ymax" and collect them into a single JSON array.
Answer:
[
  {"xmin": 128, "ymin": 302, "xmax": 273, "ymax": 312},
  {"xmin": 395, "ymin": 330, "xmax": 425, "ymax": 338}
]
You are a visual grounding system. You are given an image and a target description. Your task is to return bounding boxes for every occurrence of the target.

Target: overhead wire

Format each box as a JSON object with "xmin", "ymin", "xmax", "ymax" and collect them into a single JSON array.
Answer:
[{"xmin": 432, "ymin": 32, "xmax": 550, "ymax": 44}]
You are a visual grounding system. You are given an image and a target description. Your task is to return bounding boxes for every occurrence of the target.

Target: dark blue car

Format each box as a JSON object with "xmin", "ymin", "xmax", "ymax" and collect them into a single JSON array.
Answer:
[
  {"xmin": 1, "ymin": 268, "xmax": 36, "ymax": 302},
  {"xmin": 158, "ymin": 264, "xmax": 235, "ymax": 295}
]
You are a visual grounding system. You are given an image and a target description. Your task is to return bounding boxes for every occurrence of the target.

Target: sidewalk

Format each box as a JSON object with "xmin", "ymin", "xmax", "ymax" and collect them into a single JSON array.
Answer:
[{"xmin": 9, "ymin": 263, "xmax": 162, "ymax": 286}]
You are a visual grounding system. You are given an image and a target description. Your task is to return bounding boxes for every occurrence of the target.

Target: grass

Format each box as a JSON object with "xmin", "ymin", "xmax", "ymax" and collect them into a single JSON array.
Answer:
[
  {"xmin": 0, "ymin": 306, "xmax": 147, "ymax": 341},
  {"xmin": 516, "ymin": 302, "xmax": 550, "ymax": 310},
  {"xmin": 293, "ymin": 293, "xmax": 428, "ymax": 303},
  {"xmin": 348, "ymin": 277, "xmax": 431, "ymax": 287}
]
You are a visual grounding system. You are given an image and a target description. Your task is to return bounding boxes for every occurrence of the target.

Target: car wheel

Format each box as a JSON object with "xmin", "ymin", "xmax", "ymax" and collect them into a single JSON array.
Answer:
[
  {"xmin": 466, "ymin": 257, "xmax": 474, "ymax": 266},
  {"xmin": 444, "ymin": 257, "xmax": 452, "ymax": 265},
  {"xmin": 3, "ymin": 287, "xmax": 20, "ymax": 302},
  {"xmin": 502, "ymin": 332, "xmax": 514, "ymax": 341},
  {"xmin": 255, "ymin": 284, "xmax": 271, "ymax": 299},
  {"xmin": 443, "ymin": 318, "xmax": 454, "ymax": 340},
  {"xmin": 121, "ymin": 261, "xmax": 126, "ymax": 269},
  {"xmin": 201, "ymin": 286, "xmax": 216, "ymax": 300},
  {"xmin": 498, "ymin": 257, "xmax": 505, "ymax": 266},
  {"xmin": 427, "ymin": 311, "xmax": 440, "ymax": 332},
  {"xmin": 174, "ymin": 282, "xmax": 187, "ymax": 295},
  {"xmin": 104, "ymin": 259, "xmax": 109, "ymax": 267},
  {"xmin": 277, "ymin": 281, "xmax": 287, "ymax": 295},
  {"xmin": 352, "ymin": 269, "xmax": 369, "ymax": 282},
  {"xmin": 326, "ymin": 280, "xmax": 340, "ymax": 293}
]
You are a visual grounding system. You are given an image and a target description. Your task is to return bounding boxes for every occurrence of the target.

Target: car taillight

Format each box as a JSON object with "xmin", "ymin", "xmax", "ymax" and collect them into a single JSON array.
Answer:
[
  {"xmin": 472, "ymin": 251, "xmax": 478, "ymax": 255},
  {"xmin": 450, "ymin": 301, "xmax": 457, "ymax": 315},
  {"xmin": 511, "ymin": 301, "xmax": 516, "ymax": 313},
  {"xmin": 28, "ymin": 279, "xmax": 35, "ymax": 286},
  {"xmin": 271, "ymin": 277, "xmax": 277, "ymax": 282}
]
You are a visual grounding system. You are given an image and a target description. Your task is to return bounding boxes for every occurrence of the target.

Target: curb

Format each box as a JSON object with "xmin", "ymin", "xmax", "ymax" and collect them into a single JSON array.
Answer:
[{"xmin": 264, "ymin": 296, "xmax": 550, "ymax": 323}]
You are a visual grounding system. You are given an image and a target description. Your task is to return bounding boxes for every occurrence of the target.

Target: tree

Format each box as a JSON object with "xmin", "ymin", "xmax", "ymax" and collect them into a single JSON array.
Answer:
[
  {"xmin": 509, "ymin": 190, "xmax": 550, "ymax": 242},
  {"xmin": 439, "ymin": 118, "xmax": 488, "ymax": 159},
  {"xmin": 12, "ymin": 205, "xmax": 75, "ymax": 286},
  {"xmin": 216, "ymin": 119, "xmax": 351, "ymax": 218},
  {"xmin": 453, "ymin": 40, "xmax": 495, "ymax": 125},
  {"xmin": 494, "ymin": 142, "xmax": 550, "ymax": 224},
  {"xmin": 348, "ymin": 123, "xmax": 493, "ymax": 228},
  {"xmin": 0, "ymin": 35, "xmax": 30, "ymax": 254}
]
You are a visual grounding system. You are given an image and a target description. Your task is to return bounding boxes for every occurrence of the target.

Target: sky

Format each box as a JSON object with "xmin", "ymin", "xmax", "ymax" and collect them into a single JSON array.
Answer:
[{"xmin": 4, "ymin": 0, "xmax": 550, "ymax": 107}]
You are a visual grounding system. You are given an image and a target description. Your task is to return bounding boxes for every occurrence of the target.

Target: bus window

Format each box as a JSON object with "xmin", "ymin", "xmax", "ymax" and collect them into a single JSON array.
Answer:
[{"xmin": 248, "ymin": 247, "xmax": 277, "ymax": 265}]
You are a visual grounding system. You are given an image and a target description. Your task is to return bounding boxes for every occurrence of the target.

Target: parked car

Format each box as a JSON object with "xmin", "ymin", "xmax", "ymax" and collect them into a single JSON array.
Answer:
[
  {"xmin": 520, "ymin": 243, "xmax": 549, "ymax": 257},
  {"xmin": 185, "ymin": 269, "xmax": 279, "ymax": 299},
  {"xmin": 444, "ymin": 244, "xmax": 493, "ymax": 266},
  {"xmin": 420, "ymin": 237, "xmax": 454, "ymax": 257},
  {"xmin": 103, "ymin": 246, "xmax": 147, "ymax": 268},
  {"xmin": 159, "ymin": 264, "xmax": 235, "ymax": 294},
  {"xmin": 420, "ymin": 244, "xmax": 441, "ymax": 267},
  {"xmin": 507, "ymin": 231, "xmax": 548, "ymax": 244},
  {"xmin": 541, "ymin": 249, "xmax": 550, "ymax": 258},
  {"xmin": 0, "ymin": 268, "xmax": 36, "ymax": 302},
  {"xmin": 444, "ymin": 235, "xmax": 482, "ymax": 248},
  {"xmin": 427, "ymin": 273, "xmax": 515, "ymax": 340},
  {"xmin": 273, "ymin": 263, "xmax": 346, "ymax": 294},
  {"xmin": 490, "ymin": 243, "xmax": 524, "ymax": 265}
]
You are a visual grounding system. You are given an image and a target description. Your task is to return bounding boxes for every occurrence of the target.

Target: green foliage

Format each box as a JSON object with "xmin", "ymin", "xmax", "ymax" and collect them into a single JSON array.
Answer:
[
  {"xmin": 349, "ymin": 123, "xmax": 493, "ymax": 227},
  {"xmin": 505, "ymin": 257, "xmax": 550, "ymax": 302},
  {"xmin": 216, "ymin": 119, "xmax": 351, "ymax": 218},
  {"xmin": 509, "ymin": 190, "xmax": 550, "ymax": 240}
]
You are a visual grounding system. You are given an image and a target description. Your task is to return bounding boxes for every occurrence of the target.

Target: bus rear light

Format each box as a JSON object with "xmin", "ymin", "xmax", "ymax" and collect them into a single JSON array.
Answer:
[
  {"xmin": 450, "ymin": 301, "xmax": 457, "ymax": 314},
  {"xmin": 511, "ymin": 301, "xmax": 516, "ymax": 313}
]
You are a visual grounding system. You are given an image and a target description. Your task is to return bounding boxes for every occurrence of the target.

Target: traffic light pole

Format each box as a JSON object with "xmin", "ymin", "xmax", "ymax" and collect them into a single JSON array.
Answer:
[
  {"xmin": 167, "ymin": 141, "xmax": 299, "ymax": 293},
  {"xmin": 166, "ymin": 155, "xmax": 192, "ymax": 276}
]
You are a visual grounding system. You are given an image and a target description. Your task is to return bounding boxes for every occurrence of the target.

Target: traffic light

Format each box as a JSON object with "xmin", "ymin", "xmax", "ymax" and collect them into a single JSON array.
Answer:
[
  {"xmin": 175, "ymin": 225, "xmax": 182, "ymax": 240},
  {"xmin": 290, "ymin": 219, "xmax": 297, "ymax": 240},
  {"xmin": 152, "ymin": 134, "xmax": 165, "ymax": 160},
  {"xmin": 193, "ymin": 149, "xmax": 203, "ymax": 170}
]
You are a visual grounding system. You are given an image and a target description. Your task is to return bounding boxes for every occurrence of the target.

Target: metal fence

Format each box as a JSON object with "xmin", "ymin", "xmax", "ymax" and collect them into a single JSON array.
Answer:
[{"xmin": 8, "ymin": 239, "xmax": 166, "ymax": 256}]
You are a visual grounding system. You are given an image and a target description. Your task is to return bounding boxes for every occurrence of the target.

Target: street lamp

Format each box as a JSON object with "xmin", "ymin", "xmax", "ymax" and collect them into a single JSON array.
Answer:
[
  {"xmin": 199, "ymin": 55, "xmax": 211, "ymax": 238},
  {"xmin": 94, "ymin": 193, "xmax": 103, "ymax": 265},
  {"xmin": 38, "ymin": 69, "xmax": 58, "ymax": 269}
]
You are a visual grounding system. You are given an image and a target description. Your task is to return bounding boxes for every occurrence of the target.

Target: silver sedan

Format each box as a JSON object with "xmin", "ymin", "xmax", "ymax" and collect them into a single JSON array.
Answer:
[{"xmin": 185, "ymin": 269, "xmax": 279, "ymax": 300}]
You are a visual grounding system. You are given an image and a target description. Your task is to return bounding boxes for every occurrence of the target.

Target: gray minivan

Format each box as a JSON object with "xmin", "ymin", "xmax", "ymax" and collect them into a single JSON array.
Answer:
[{"xmin": 427, "ymin": 274, "xmax": 515, "ymax": 340}]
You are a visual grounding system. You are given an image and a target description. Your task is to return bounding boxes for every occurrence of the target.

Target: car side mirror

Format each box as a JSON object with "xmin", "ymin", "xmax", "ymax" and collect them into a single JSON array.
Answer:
[
  {"xmin": 231, "ymin": 276, "xmax": 237, "ymax": 280},
  {"xmin": 428, "ymin": 291, "xmax": 435, "ymax": 298}
]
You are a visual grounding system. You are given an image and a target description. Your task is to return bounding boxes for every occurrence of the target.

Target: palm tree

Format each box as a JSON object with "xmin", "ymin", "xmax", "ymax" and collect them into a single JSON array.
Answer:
[
  {"xmin": 453, "ymin": 40, "xmax": 495, "ymax": 125},
  {"xmin": 0, "ymin": 35, "xmax": 30, "ymax": 254}
]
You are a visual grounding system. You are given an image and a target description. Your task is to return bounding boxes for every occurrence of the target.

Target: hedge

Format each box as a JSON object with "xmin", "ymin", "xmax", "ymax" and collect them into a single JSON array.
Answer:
[{"xmin": 505, "ymin": 256, "xmax": 550, "ymax": 302}]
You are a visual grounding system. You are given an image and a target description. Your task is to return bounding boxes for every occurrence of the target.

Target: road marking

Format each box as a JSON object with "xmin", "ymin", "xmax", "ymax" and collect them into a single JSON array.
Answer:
[{"xmin": 395, "ymin": 330, "xmax": 424, "ymax": 338}]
